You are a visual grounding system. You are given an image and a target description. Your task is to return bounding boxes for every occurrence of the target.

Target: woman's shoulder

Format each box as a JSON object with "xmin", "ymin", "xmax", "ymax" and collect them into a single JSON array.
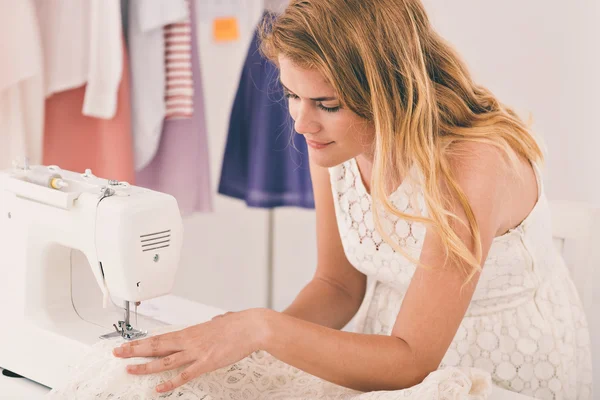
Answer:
[{"xmin": 445, "ymin": 141, "xmax": 540, "ymax": 237}]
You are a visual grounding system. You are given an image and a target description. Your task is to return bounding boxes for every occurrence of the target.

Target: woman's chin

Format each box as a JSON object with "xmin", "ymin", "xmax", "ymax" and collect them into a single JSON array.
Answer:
[{"xmin": 308, "ymin": 148, "xmax": 351, "ymax": 168}]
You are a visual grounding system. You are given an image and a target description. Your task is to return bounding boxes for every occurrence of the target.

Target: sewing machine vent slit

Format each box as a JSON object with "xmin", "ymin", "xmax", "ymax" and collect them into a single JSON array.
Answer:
[{"xmin": 140, "ymin": 229, "xmax": 171, "ymax": 252}]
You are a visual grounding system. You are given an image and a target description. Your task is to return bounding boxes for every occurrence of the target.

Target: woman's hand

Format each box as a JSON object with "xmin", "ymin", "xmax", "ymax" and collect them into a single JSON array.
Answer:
[{"xmin": 112, "ymin": 308, "xmax": 270, "ymax": 393}]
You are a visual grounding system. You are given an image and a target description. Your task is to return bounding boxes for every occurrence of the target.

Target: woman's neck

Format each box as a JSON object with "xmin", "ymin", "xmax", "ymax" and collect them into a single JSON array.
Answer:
[
  {"xmin": 354, "ymin": 153, "xmax": 407, "ymax": 197},
  {"xmin": 354, "ymin": 154, "xmax": 374, "ymax": 194}
]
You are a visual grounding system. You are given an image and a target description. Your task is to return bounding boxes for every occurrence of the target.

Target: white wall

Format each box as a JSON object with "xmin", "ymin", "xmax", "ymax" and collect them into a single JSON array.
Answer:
[
  {"xmin": 173, "ymin": 0, "xmax": 599, "ymax": 387},
  {"xmin": 421, "ymin": 0, "xmax": 600, "ymax": 205}
]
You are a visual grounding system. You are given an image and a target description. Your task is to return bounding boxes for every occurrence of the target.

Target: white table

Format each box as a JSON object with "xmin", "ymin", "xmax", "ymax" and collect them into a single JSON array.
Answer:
[
  {"xmin": 0, "ymin": 369, "xmax": 50, "ymax": 399},
  {"xmin": 0, "ymin": 296, "xmax": 536, "ymax": 400},
  {"xmin": 0, "ymin": 370, "xmax": 538, "ymax": 400}
]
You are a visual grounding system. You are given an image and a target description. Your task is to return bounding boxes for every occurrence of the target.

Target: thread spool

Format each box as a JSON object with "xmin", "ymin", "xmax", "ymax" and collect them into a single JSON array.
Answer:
[{"xmin": 25, "ymin": 169, "xmax": 68, "ymax": 190}]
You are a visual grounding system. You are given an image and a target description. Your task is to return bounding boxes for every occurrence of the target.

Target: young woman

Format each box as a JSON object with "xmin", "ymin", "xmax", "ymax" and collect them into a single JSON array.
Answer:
[{"xmin": 108, "ymin": 1, "xmax": 592, "ymax": 399}]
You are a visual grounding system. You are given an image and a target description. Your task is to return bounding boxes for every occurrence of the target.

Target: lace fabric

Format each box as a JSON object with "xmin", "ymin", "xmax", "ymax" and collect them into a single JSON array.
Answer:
[{"xmin": 46, "ymin": 325, "xmax": 492, "ymax": 400}]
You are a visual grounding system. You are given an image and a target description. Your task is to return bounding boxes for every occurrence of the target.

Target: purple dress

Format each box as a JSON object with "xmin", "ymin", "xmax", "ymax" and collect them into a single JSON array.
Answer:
[
  {"xmin": 217, "ymin": 14, "xmax": 314, "ymax": 209},
  {"xmin": 136, "ymin": 0, "xmax": 212, "ymax": 216}
]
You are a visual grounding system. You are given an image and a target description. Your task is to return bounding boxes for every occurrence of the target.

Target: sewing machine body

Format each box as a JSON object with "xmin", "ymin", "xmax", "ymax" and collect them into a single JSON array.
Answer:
[{"xmin": 0, "ymin": 163, "xmax": 184, "ymax": 389}]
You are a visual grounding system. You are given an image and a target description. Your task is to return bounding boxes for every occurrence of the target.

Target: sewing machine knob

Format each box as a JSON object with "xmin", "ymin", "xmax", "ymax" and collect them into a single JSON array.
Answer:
[{"xmin": 99, "ymin": 187, "xmax": 115, "ymax": 200}]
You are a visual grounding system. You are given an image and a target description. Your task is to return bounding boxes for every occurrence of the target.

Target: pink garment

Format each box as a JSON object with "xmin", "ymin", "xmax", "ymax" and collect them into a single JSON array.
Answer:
[
  {"xmin": 42, "ymin": 37, "xmax": 135, "ymax": 184},
  {"xmin": 136, "ymin": 0, "xmax": 212, "ymax": 215}
]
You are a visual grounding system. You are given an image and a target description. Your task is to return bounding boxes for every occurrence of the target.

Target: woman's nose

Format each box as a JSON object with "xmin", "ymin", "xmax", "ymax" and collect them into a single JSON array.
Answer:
[{"xmin": 292, "ymin": 104, "xmax": 320, "ymax": 135}]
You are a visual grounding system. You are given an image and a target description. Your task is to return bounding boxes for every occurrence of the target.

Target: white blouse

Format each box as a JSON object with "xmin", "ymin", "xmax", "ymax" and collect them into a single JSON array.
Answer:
[{"xmin": 33, "ymin": 0, "xmax": 123, "ymax": 119}]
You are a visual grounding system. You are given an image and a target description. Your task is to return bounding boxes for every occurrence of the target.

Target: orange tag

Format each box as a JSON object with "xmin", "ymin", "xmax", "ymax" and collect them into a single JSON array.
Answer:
[{"xmin": 213, "ymin": 17, "xmax": 240, "ymax": 42}]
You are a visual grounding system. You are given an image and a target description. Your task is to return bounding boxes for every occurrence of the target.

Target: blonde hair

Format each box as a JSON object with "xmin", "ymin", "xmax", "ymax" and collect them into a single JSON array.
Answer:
[{"xmin": 259, "ymin": 0, "xmax": 544, "ymax": 284}]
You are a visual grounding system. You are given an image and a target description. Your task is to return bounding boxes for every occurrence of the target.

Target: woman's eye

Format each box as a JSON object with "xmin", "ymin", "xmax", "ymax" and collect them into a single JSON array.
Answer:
[
  {"xmin": 318, "ymin": 104, "xmax": 341, "ymax": 113},
  {"xmin": 284, "ymin": 90, "xmax": 340, "ymax": 113}
]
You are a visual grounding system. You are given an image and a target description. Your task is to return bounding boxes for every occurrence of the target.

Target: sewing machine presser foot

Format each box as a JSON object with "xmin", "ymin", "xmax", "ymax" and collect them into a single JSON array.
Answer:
[{"xmin": 99, "ymin": 301, "xmax": 147, "ymax": 341}]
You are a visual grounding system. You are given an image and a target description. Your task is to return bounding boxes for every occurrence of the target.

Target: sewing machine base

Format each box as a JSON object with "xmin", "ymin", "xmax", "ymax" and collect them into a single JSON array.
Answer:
[{"xmin": 0, "ymin": 246, "xmax": 169, "ymax": 389}]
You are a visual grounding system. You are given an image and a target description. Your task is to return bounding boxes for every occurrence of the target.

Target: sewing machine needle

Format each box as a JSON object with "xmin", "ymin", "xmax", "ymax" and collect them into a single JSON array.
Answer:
[{"xmin": 124, "ymin": 301, "xmax": 130, "ymax": 328}]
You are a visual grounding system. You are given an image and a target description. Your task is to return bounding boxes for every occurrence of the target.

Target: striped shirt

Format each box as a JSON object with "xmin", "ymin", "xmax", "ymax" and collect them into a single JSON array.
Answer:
[{"xmin": 164, "ymin": 0, "xmax": 193, "ymax": 119}]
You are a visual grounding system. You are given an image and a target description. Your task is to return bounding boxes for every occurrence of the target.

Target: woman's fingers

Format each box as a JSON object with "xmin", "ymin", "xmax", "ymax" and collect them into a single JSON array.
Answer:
[
  {"xmin": 126, "ymin": 351, "xmax": 193, "ymax": 375},
  {"xmin": 156, "ymin": 362, "xmax": 211, "ymax": 393},
  {"xmin": 113, "ymin": 335, "xmax": 186, "ymax": 358},
  {"xmin": 130, "ymin": 330, "xmax": 186, "ymax": 347}
]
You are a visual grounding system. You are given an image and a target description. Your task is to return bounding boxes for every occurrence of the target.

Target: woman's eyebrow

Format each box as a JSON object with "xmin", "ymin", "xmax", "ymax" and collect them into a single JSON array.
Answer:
[{"xmin": 280, "ymin": 80, "xmax": 337, "ymax": 101}]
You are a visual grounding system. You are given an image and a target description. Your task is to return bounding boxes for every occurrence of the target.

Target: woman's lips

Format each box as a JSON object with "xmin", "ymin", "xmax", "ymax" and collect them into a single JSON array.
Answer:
[{"xmin": 306, "ymin": 139, "xmax": 334, "ymax": 150}]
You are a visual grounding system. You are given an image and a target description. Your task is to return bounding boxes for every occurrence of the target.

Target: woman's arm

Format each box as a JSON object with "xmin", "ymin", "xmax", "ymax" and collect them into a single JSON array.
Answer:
[
  {"xmin": 255, "ymin": 148, "xmax": 508, "ymax": 391},
  {"xmin": 259, "ymin": 309, "xmax": 418, "ymax": 391},
  {"xmin": 281, "ymin": 159, "xmax": 367, "ymax": 330},
  {"xmin": 282, "ymin": 277, "xmax": 363, "ymax": 330}
]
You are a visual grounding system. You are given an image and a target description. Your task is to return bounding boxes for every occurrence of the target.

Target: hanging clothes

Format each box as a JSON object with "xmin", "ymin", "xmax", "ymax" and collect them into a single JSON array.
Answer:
[
  {"xmin": 164, "ymin": 10, "xmax": 194, "ymax": 120},
  {"xmin": 217, "ymin": 14, "xmax": 314, "ymax": 209},
  {"xmin": 0, "ymin": 0, "xmax": 44, "ymax": 169},
  {"xmin": 126, "ymin": 0, "xmax": 189, "ymax": 171},
  {"xmin": 34, "ymin": 0, "xmax": 123, "ymax": 119},
  {"xmin": 136, "ymin": 0, "xmax": 212, "ymax": 216},
  {"xmin": 42, "ymin": 35, "xmax": 135, "ymax": 184},
  {"xmin": 34, "ymin": 0, "xmax": 134, "ymax": 182}
]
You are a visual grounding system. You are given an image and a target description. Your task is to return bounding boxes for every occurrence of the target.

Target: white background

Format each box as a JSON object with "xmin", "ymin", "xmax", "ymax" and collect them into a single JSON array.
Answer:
[{"xmin": 170, "ymin": 0, "xmax": 599, "ymax": 389}]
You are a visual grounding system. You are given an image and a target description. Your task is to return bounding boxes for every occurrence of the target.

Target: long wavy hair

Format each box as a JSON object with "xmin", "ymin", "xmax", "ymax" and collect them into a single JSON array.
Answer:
[{"xmin": 258, "ymin": 0, "xmax": 544, "ymax": 284}]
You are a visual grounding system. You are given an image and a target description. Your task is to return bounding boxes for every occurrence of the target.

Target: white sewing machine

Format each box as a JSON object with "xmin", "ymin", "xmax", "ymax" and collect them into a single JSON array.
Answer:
[{"xmin": 0, "ymin": 160, "xmax": 185, "ymax": 390}]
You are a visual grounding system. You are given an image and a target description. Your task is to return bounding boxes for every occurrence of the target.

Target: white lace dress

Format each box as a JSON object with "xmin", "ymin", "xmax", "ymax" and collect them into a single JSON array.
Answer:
[{"xmin": 329, "ymin": 158, "xmax": 592, "ymax": 400}]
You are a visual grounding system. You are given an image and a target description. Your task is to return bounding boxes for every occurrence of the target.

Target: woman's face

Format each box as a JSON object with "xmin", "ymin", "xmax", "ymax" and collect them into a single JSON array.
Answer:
[{"xmin": 279, "ymin": 56, "xmax": 375, "ymax": 168}]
